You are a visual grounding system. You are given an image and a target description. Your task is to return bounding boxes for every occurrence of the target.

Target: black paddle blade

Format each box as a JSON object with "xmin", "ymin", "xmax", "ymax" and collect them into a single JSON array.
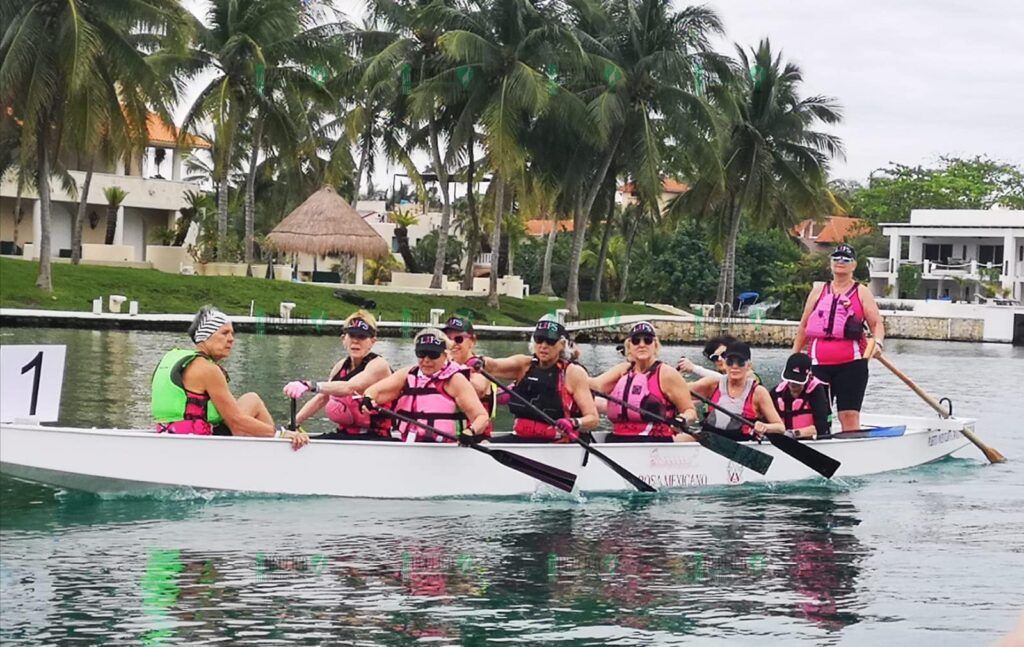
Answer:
[
  {"xmin": 481, "ymin": 446, "xmax": 578, "ymax": 493},
  {"xmin": 582, "ymin": 444, "xmax": 657, "ymax": 493},
  {"xmin": 767, "ymin": 434, "xmax": 840, "ymax": 478},
  {"xmin": 699, "ymin": 431, "xmax": 774, "ymax": 475}
]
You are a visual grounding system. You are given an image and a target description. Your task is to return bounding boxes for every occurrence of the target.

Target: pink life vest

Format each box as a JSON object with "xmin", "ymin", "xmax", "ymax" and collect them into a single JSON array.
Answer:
[
  {"xmin": 705, "ymin": 376, "xmax": 758, "ymax": 436},
  {"xmin": 607, "ymin": 362, "xmax": 677, "ymax": 437},
  {"xmin": 773, "ymin": 377, "xmax": 825, "ymax": 431},
  {"xmin": 324, "ymin": 352, "xmax": 391, "ymax": 437},
  {"xmin": 393, "ymin": 361, "xmax": 464, "ymax": 443},
  {"xmin": 804, "ymin": 284, "xmax": 868, "ymax": 365}
]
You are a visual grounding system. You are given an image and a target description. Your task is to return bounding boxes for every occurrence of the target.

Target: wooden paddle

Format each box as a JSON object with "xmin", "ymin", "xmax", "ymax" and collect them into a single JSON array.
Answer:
[
  {"xmin": 874, "ymin": 351, "xmax": 1005, "ymax": 463},
  {"xmin": 689, "ymin": 391, "xmax": 841, "ymax": 479},
  {"xmin": 592, "ymin": 388, "xmax": 774, "ymax": 475},
  {"xmin": 375, "ymin": 407, "xmax": 578, "ymax": 493},
  {"xmin": 479, "ymin": 368, "xmax": 656, "ymax": 493}
]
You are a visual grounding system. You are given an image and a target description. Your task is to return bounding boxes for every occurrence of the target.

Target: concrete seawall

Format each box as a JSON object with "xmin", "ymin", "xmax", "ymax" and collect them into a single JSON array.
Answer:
[{"xmin": 1, "ymin": 307, "xmax": 998, "ymax": 344}]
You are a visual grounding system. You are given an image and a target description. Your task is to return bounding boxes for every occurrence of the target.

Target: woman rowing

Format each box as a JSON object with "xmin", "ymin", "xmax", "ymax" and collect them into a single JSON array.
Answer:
[
  {"xmin": 791, "ymin": 244, "xmax": 884, "ymax": 431},
  {"xmin": 442, "ymin": 315, "xmax": 497, "ymax": 438},
  {"xmin": 283, "ymin": 311, "xmax": 393, "ymax": 440},
  {"xmin": 151, "ymin": 306, "xmax": 308, "ymax": 449},
  {"xmin": 689, "ymin": 341, "xmax": 784, "ymax": 441},
  {"xmin": 467, "ymin": 316, "xmax": 598, "ymax": 443},
  {"xmin": 590, "ymin": 322, "xmax": 698, "ymax": 442},
  {"xmin": 362, "ymin": 328, "xmax": 490, "ymax": 443},
  {"xmin": 770, "ymin": 353, "xmax": 832, "ymax": 439}
]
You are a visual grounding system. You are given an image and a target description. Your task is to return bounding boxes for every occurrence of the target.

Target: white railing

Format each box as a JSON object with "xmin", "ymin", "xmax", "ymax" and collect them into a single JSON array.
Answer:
[
  {"xmin": 867, "ymin": 257, "xmax": 891, "ymax": 274},
  {"xmin": 475, "ymin": 253, "xmax": 494, "ymax": 266}
]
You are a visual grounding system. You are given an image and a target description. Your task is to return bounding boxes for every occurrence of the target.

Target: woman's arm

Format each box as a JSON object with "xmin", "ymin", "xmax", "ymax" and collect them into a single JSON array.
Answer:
[
  {"xmin": 481, "ymin": 354, "xmax": 533, "ymax": 380},
  {"xmin": 659, "ymin": 366, "xmax": 697, "ymax": 424},
  {"xmin": 752, "ymin": 385, "xmax": 785, "ymax": 435},
  {"xmin": 859, "ymin": 285, "xmax": 885, "ymax": 358},
  {"xmin": 688, "ymin": 376, "xmax": 719, "ymax": 400},
  {"xmin": 363, "ymin": 367, "xmax": 410, "ymax": 407},
  {"xmin": 447, "ymin": 373, "xmax": 490, "ymax": 435},
  {"xmin": 791, "ymin": 283, "xmax": 824, "ymax": 354},
  {"xmin": 565, "ymin": 364, "xmax": 599, "ymax": 431},
  {"xmin": 195, "ymin": 362, "xmax": 275, "ymax": 437},
  {"xmin": 295, "ymin": 393, "xmax": 328, "ymax": 426},
  {"xmin": 805, "ymin": 387, "xmax": 833, "ymax": 438}
]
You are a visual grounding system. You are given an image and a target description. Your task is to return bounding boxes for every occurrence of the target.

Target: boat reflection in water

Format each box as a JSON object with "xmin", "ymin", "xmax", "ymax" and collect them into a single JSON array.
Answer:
[{"xmin": 0, "ymin": 483, "xmax": 869, "ymax": 644}]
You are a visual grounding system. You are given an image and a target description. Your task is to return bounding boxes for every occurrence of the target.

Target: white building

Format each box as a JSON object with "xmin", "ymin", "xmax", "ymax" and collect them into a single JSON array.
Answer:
[
  {"xmin": 868, "ymin": 209, "xmax": 1023, "ymax": 302},
  {"xmin": 0, "ymin": 113, "xmax": 207, "ymax": 265}
]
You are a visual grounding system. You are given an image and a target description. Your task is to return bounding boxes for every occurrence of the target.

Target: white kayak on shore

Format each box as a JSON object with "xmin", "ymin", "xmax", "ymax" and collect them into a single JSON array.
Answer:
[{"xmin": 0, "ymin": 413, "xmax": 974, "ymax": 498}]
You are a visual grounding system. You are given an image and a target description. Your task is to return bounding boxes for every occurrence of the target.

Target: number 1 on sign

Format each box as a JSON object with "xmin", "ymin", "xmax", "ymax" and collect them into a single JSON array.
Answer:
[{"xmin": 20, "ymin": 351, "xmax": 43, "ymax": 416}]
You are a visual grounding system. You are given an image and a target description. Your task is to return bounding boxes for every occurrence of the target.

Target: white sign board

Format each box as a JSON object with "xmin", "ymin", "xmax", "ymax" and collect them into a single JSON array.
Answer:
[{"xmin": 0, "ymin": 345, "xmax": 67, "ymax": 422}]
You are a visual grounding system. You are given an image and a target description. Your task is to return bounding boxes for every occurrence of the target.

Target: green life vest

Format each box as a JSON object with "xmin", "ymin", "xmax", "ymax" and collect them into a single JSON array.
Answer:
[{"xmin": 151, "ymin": 349, "xmax": 224, "ymax": 424}]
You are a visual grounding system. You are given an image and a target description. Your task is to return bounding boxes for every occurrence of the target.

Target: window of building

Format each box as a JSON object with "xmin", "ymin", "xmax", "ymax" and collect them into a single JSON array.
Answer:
[
  {"xmin": 978, "ymin": 245, "xmax": 1003, "ymax": 266},
  {"xmin": 391, "ymin": 237, "xmax": 400, "ymax": 252},
  {"xmin": 923, "ymin": 243, "xmax": 953, "ymax": 263}
]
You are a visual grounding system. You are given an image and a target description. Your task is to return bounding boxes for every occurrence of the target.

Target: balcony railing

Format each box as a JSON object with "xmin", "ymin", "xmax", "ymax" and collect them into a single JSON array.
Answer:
[{"xmin": 475, "ymin": 252, "xmax": 494, "ymax": 266}]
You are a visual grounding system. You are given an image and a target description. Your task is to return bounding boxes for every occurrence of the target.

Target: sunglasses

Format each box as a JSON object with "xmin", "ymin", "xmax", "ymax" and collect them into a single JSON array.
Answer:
[
  {"xmin": 831, "ymin": 256, "xmax": 854, "ymax": 264},
  {"xmin": 725, "ymin": 356, "xmax": 748, "ymax": 367},
  {"xmin": 533, "ymin": 335, "xmax": 559, "ymax": 346},
  {"xmin": 347, "ymin": 332, "xmax": 372, "ymax": 341},
  {"xmin": 447, "ymin": 335, "xmax": 469, "ymax": 344},
  {"xmin": 706, "ymin": 353, "xmax": 723, "ymax": 362},
  {"xmin": 630, "ymin": 334, "xmax": 655, "ymax": 346},
  {"xmin": 415, "ymin": 349, "xmax": 443, "ymax": 360}
]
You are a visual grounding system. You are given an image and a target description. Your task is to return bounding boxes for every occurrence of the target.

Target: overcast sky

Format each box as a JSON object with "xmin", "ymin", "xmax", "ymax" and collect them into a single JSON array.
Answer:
[{"xmin": 180, "ymin": 0, "xmax": 1024, "ymax": 186}]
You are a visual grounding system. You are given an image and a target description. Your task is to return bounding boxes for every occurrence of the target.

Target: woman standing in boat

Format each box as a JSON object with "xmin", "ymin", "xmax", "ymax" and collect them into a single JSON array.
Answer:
[
  {"xmin": 362, "ymin": 328, "xmax": 490, "ymax": 443},
  {"xmin": 590, "ymin": 322, "xmax": 698, "ymax": 442},
  {"xmin": 151, "ymin": 306, "xmax": 308, "ymax": 449},
  {"xmin": 442, "ymin": 315, "xmax": 497, "ymax": 438},
  {"xmin": 467, "ymin": 316, "xmax": 598, "ymax": 443},
  {"xmin": 283, "ymin": 311, "xmax": 393, "ymax": 440},
  {"xmin": 689, "ymin": 341, "xmax": 784, "ymax": 441},
  {"xmin": 791, "ymin": 244, "xmax": 884, "ymax": 432}
]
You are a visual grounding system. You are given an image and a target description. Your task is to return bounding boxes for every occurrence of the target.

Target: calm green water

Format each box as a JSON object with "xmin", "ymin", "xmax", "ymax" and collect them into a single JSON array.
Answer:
[{"xmin": 1, "ymin": 328, "xmax": 1022, "ymax": 645}]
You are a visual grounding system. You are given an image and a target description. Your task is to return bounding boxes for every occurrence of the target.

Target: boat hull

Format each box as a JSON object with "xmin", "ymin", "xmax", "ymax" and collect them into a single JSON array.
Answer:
[{"xmin": 0, "ymin": 415, "xmax": 973, "ymax": 498}]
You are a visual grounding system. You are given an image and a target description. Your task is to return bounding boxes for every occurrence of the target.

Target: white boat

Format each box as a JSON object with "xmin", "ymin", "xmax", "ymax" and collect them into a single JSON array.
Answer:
[{"xmin": 0, "ymin": 413, "xmax": 975, "ymax": 498}]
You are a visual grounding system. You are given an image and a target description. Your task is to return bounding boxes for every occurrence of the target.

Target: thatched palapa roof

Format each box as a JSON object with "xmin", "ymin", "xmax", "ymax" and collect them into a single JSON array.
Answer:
[{"xmin": 266, "ymin": 186, "xmax": 390, "ymax": 258}]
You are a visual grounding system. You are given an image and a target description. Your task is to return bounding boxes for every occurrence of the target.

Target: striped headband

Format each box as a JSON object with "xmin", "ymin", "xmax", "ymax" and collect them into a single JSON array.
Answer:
[{"xmin": 192, "ymin": 309, "xmax": 231, "ymax": 343}]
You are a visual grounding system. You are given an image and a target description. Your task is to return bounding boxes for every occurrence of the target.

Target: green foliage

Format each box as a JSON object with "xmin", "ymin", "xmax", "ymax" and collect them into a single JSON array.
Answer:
[
  {"xmin": 514, "ymin": 233, "xmax": 576, "ymax": 297},
  {"xmin": 767, "ymin": 253, "xmax": 831, "ymax": 320},
  {"xmin": 628, "ymin": 221, "xmax": 721, "ymax": 307},
  {"xmin": 897, "ymin": 263, "xmax": 922, "ymax": 299},
  {"xmin": 0, "ymin": 258, "xmax": 657, "ymax": 325},
  {"xmin": 412, "ymin": 231, "xmax": 464, "ymax": 280},
  {"xmin": 852, "ymin": 156, "xmax": 1024, "ymax": 224}
]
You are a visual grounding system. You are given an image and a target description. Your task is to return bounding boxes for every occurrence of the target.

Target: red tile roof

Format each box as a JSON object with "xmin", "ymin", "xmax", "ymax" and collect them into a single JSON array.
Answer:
[
  {"xmin": 791, "ymin": 216, "xmax": 868, "ymax": 243},
  {"xmin": 618, "ymin": 178, "xmax": 688, "ymax": 195},
  {"xmin": 146, "ymin": 113, "xmax": 210, "ymax": 149},
  {"xmin": 526, "ymin": 218, "xmax": 574, "ymax": 235}
]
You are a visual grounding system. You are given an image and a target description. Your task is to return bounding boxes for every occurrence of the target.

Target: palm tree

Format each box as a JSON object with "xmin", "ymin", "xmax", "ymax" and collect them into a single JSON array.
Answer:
[
  {"xmin": 0, "ymin": 0, "xmax": 188, "ymax": 289},
  {"xmin": 389, "ymin": 209, "xmax": 420, "ymax": 272},
  {"xmin": 669, "ymin": 39, "xmax": 843, "ymax": 306},
  {"xmin": 558, "ymin": 0, "xmax": 723, "ymax": 315},
  {"xmin": 103, "ymin": 187, "xmax": 128, "ymax": 245}
]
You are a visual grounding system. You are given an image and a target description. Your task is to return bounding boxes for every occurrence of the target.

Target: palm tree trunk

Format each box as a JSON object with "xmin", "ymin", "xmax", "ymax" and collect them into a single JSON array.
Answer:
[
  {"xmin": 487, "ymin": 175, "xmax": 504, "ymax": 308},
  {"xmin": 566, "ymin": 134, "xmax": 621, "ymax": 316},
  {"xmin": 461, "ymin": 135, "xmax": 479, "ymax": 291},
  {"xmin": 591, "ymin": 181, "xmax": 616, "ymax": 301},
  {"xmin": 216, "ymin": 180, "xmax": 229, "ymax": 261},
  {"xmin": 723, "ymin": 199, "xmax": 744, "ymax": 308},
  {"xmin": 428, "ymin": 115, "xmax": 452, "ymax": 289},
  {"xmin": 395, "ymin": 227, "xmax": 418, "ymax": 272},
  {"xmin": 243, "ymin": 117, "xmax": 263, "ymax": 268},
  {"xmin": 539, "ymin": 210, "xmax": 558, "ymax": 295},
  {"xmin": 352, "ymin": 129, "xmax": 371, "ymax": 209},
  {"xmin": 12, "ymin": 182, "xmax": 24, "ymax": 250},
  {"xmin": 35, "ymin": 131, "xmax": 53, "ymax": 292},
  {"xmin": 618, "ymin": 214, "xmax": 641, "ymax": 302},
  {"xmin": 71, "ymin": 158, "xmax": 95, "ymax": 265}
]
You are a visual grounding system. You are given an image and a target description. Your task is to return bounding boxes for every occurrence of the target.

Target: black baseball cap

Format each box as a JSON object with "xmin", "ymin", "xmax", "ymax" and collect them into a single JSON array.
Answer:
[
  {"xmin": 442, "ymin": 315, "xmax": 474, "ymax": 334},
  {"xmin": 629, "ymin": 321, "xmax": 656, "ymax": 337},
  {"xmin": 783, "ymin": 352, "xmax": 812, "ymax": 384},
  {"xmin": 534, "ymin": 319, "xmax": 567, "ymax": 342},
  {"xmin": 722, "ymin": 341, "xmax": 751, "ymax": 362},
  {"xmin": 831, "ymin": 244, "xmax": 856, "ymax": 260},
  {"xmin": 414, "ymin": 332, "xmax": 447, "ymax": 352},
  {"xmin": 343, "ymin": 318, "xmax": 375, "ymax": 336}
]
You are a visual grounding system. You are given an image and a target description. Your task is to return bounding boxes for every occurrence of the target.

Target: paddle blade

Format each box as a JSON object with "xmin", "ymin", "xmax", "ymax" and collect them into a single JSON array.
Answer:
[
  {"xmin": 767, "ymin": 434, "xmax": 840, "ymax": 478},
  {"xmin": 482, "ymin": 447, "xmax": 578, "ymax": 493},
  {"xmin": 699, "ymin": 432, "xmax": 774, "ymax": 475}
]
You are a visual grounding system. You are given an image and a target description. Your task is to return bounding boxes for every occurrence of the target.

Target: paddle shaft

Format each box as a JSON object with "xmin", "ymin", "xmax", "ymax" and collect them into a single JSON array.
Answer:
[
  {"xmin": 479, "ymin": 368, "xmax": 656, "ymax": 492},
  {"xmin": 874, "ymin": 352, "xmax": 1005, "ymax": 463},
  {"xmin": 289, "ymin": 399, "xmax": 297, "ymax": 432}
]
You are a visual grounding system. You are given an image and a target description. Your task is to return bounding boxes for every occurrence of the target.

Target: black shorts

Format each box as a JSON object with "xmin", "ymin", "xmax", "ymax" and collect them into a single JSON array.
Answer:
[{"xmin": 812, "ymin": 359, "xmax": 868, "ymax": 412}]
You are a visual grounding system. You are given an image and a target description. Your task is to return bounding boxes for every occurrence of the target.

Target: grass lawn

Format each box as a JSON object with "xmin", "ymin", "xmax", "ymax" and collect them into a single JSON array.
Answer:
[{"xmin": 0, "ymin": 257, "xmax": 658, "ymax": 326}]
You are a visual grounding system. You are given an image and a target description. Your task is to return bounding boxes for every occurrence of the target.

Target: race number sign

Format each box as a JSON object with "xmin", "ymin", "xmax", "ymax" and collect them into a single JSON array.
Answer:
[{"xmin": 0, "ymin": 345, "xmax": 67, "ymax": 422}]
